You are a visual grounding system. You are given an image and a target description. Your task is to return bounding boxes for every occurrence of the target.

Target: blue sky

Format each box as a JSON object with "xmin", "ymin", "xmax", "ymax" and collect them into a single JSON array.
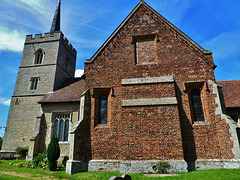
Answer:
[{"xmin": 0, "ymin": 0, "xmax": 240, "ymax": 137}]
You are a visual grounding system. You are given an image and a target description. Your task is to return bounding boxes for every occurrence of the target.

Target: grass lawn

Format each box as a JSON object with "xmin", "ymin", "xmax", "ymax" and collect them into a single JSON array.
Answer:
[{"xmin": 0, "ymin": 160, "xmax": 240, "ymax": 180}]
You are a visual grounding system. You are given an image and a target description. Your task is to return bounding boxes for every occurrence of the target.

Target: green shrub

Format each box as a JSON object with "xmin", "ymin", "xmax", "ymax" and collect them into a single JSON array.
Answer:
[
  {"xmin": 47, "ymin": 137, "xmax": 60, "ymax": 171},
  {"xmin": 57, "ymin": 162, "xmax": 65, "ymax": 170},
  {"xmin": 18, "ymin": 163, "xmax": 24, "ymax": 167},
  {"xmin": 32, "ymin": 153, "xmax": 47, "ymax": 169},
  {"xmin": 62, "ymin": 155, "xmax": 69, "ymax": 167},
  {"xmin": 15, "ymin": 147, "xmax": 28, "ymax": 159},
  {"xmin": 155, "ymin": 161, "xmax": 170, "ymax": 173}
]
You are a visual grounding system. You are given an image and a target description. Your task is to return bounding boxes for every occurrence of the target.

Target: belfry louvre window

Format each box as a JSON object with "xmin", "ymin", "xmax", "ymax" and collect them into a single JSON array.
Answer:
[
  {"xmin": 190, "ymin": 89, "xmax": 205, "ymax": 121},
  {"xmin": 35, "ymin": 49, "xmax": 43, "ymax": 64},
  {"xmin": 53, "ymin": 113, "xmax": 70, "ymax": 142},
  {"xmin": 98, "ymin": 94, "xmax": 108, "ymax": 124},
  {"xmin": 30, "ymin": 77, "xmax": 39, "ymax": 90}
]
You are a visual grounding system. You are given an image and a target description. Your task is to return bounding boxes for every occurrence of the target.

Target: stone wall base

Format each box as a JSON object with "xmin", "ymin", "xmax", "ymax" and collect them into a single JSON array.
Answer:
[
  {"xmin": 66, "ymin": 159, "xmax": 187, "ymax": 175},
  {"xmin": 195, "ymin": 159, "xmax": 240, "ymax": 170},
  {"xmin": 66, "ymin": 159, "xmax": 240, "ymax": 174},
  {"xmin": 0, "ymin": 151, "xmax": 15, "ymax": 160}
]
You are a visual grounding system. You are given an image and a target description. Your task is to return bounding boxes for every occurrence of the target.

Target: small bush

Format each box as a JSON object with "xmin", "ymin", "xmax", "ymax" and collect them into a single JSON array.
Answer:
[
  {"xmin": 18, "ymin": 163, "xmax": 24, "ymax": 167},
  {"xmin": 32, "ymin": 153, "xmax": 47, "ymax": 169},
  {"xmin": 62, "ymin": 155, "xmax": 69, "ymax": 167},
  {"xmin": 47, "ymin": 137, "xmax": 60, "ymax": 171},
  {"xmin": 57, "ymin": 162, "xmax": 65, "ymax": 170},
  {"xmin": 155, "ymin": 161, "xmax": 170, "ymax": 173},
  {"xmin": 15, "ymin": 147, "xmax": 28, "ymax": 159}
]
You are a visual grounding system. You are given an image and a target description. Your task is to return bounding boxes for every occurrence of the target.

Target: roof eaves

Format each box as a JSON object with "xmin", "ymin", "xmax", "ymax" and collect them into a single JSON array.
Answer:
[{"xmin": 38, "ymin": 100, "xmax": 80, "ymax": 104}]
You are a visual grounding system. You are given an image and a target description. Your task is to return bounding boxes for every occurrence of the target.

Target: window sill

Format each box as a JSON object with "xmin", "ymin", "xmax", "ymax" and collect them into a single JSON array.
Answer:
[
  {"xmin": 94, "ymin": 124, "xmax": 109, "ymax": 129},
  {"xmin": 58, "ymin": 141, "xmax": 70, "ymax": 145},
  {"xmin": 193, "ymin": 121, "xmax": 210, "ymax": 126}
]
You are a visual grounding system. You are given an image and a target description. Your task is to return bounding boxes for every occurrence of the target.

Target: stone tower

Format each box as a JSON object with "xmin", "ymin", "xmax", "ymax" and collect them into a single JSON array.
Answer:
[{"xmin": 1, "ymin": 1, "xmax": 76, "ymax": 154}]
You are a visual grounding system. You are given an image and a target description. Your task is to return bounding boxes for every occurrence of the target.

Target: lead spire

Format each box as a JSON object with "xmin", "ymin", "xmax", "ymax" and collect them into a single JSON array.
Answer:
[{"xmin": 50, "ymin": 0, "xmax": 61, "ymax": 35}]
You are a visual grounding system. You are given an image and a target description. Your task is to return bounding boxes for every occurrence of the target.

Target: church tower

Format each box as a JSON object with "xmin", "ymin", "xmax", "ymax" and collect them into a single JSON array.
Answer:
[{"xmin": 2, "ymin": 1, "xmax": 77, "ymax": 155}]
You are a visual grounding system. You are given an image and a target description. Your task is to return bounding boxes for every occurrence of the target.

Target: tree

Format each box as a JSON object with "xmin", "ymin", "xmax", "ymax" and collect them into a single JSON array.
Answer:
[
  {"xmin": 47, "ymin": 137, "xmax": 60, "ymax": 171},
  {"xmin": 0, "ymin": 136, "xmax": 2, "ymax": 150}
]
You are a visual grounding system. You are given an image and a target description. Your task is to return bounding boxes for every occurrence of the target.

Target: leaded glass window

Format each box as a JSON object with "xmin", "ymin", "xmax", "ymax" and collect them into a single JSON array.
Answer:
[
  {"xmin": 53, "ymin": 113, "xmax": 70, "ymax": 142},
  {"xmin": 98, "ymin": 95, "xmax": 108, "ymax": 124},
  {"xmin": 59, "ymin": 120, "xmax": 64, "ymax": 141},
  {"xmin": 191, "ymin": 90, "xmax": 205, "ymax": 121},
  {"xmin": 53, "ymin": 119, "xmax": 58, "ymax": 138},
  {"xmin": 64, "ymin": 120, "xmax": 69, "ymax": 141}
]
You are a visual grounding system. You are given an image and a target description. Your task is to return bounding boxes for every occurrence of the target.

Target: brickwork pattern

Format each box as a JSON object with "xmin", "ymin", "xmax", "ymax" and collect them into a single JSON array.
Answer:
[{"xmin": 82, "ymin": 3, "xmax": 235, "ymax": 162}]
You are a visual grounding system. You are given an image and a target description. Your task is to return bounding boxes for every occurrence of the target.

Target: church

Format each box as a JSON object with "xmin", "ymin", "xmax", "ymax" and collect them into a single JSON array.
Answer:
[{"xmin": 1, "ymin": 1, "xmax": 240, "ymax": 174}]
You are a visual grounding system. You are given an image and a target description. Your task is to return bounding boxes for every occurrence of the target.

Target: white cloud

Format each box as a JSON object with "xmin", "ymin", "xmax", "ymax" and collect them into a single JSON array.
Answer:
[
  {"xmin": 75, "ymin": 69, "xmax": 84, "ymax": 78},
  {"xmin": 0, "ymin": 97, "xmax": 11, "ymax": 106},
  {"xmin": 0, "ymin": 27, "xmax": 25, "ymax": 52},
  {"xmin": 152, "ymin": 0, "xmax": 193, "ymax": 25},
  {"xmin": 2, "ymin": 0, "xmax": 50, "ymax": 16},
  {"xmin": 203, "ymin": 31, "xmax": 240, "ymax": 60},
  {"xmin": 19, "ymin": 0, "xmax": 44, "ymax": 10},
  {"xmin": 1, "ymin": 0, "xmax": 54, "ymax": 31}
]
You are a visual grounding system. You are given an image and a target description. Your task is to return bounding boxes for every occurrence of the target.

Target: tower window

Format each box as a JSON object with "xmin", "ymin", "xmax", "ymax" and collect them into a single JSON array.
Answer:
[
  {"xmin": 98, "ymin": 94, "xmax": 108, "ymax": 124},
  {"xmin": 53, "ymin": 113, "xmax": 70, "ymax": 142},
  {"xmin": 35, "ymin": 49, "xmax": 43, "ymax": 64},
  {"xmin": 190, "ymin": 89, "xmax": 205, "ymax": 121},
  {"xmin": 30, "ymin": 77, "xmax": 39, "ymax": 90}
]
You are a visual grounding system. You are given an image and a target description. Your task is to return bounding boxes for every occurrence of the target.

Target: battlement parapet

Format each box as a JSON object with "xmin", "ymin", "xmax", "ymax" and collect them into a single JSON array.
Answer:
[{"xmin": 25, "ymin": 31, "xmax": 76, "ymax": 55}]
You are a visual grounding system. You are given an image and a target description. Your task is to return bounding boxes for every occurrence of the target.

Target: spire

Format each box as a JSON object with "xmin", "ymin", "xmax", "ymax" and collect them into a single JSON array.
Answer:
[{"xmin": 50, "ymin": 0, "xmax": 61, "ymax": 34}]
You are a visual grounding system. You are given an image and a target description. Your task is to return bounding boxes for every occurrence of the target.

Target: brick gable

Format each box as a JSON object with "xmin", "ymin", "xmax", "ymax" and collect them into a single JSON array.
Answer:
[{"xmin": 81, "ymin": 1, "xmax": 226, "ymax": 162}]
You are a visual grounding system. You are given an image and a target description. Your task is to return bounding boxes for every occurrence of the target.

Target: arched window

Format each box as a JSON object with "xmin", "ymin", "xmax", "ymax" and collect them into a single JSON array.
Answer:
[
  {"xmin": 98, "ymin": 95, "xmax": 108, "ymax": 124},
  {"xmin": 64, "ymin": 120, "xmax": 69, "ymax": 141},
  {"xmin": 53, "ymin": 113, "xmax": 70, "ymax": 142},
  {"xmin": 53, "ymin": 119, "xmax": 59, "ymax": 138},
  {"xmin": 59, "ymin": 120, "xmax": 64, "ymax": 141},
  {"xmin": 190, "ymin": 89, "xmax": 205, "ymax": 121},
  {"xmin": 35, "ymin": 49, "xmax": 43, "ymax": 64},
  {"xmin": 30, "ymin": 77, "xmax": 39, "ymax": 90}
]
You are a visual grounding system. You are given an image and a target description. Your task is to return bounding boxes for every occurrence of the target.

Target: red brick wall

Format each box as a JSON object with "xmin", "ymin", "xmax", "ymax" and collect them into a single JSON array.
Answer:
[{"xmin": 83, "ymin": 4, "xmax": 234, "ymax": 161}]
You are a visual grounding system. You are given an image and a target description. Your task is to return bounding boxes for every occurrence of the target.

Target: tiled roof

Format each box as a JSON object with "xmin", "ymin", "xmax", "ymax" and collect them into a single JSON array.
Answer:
[
  {"xmin": 217, "ymin": 80, "xmax": 240, "ymax": 108},
  {"xmin": 39, "ymin": 78, "xmax": 85, "ymax": 103}
]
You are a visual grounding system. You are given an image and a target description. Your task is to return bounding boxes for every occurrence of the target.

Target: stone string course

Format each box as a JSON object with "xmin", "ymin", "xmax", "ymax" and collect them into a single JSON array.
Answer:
[{"xmin": 121, "ymin": 97, "xmax": 177, "ymax": 106}]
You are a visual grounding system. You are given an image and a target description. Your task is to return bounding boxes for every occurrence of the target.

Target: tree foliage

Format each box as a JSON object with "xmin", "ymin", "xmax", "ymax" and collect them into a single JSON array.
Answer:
[
  {"xmin": 47, "ymin": 137, "xmax": 60, "ymax": 171},
  {"xmin": 15, "ymin": 147, "xmax": 28, "ymax": 159}
]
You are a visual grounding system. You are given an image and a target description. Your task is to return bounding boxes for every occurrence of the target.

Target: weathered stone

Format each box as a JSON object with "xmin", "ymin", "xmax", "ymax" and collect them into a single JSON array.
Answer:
[
  {"xmin": 2, "ymin": 31, "xmax": 77, "ymax": 157},
  {"xmin": 121, "ymin": 97, "xmax": 178, "ymax": 107},
  {"xmin": 122, "ymin": 76, "xmax": 174, "ymax": 85}
]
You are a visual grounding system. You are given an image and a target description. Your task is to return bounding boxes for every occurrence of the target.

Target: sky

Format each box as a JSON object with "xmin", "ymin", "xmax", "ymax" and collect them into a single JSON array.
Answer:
[{"xmin": 0, "ymin": 0, "xmax": 240, "ymax": 137}]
